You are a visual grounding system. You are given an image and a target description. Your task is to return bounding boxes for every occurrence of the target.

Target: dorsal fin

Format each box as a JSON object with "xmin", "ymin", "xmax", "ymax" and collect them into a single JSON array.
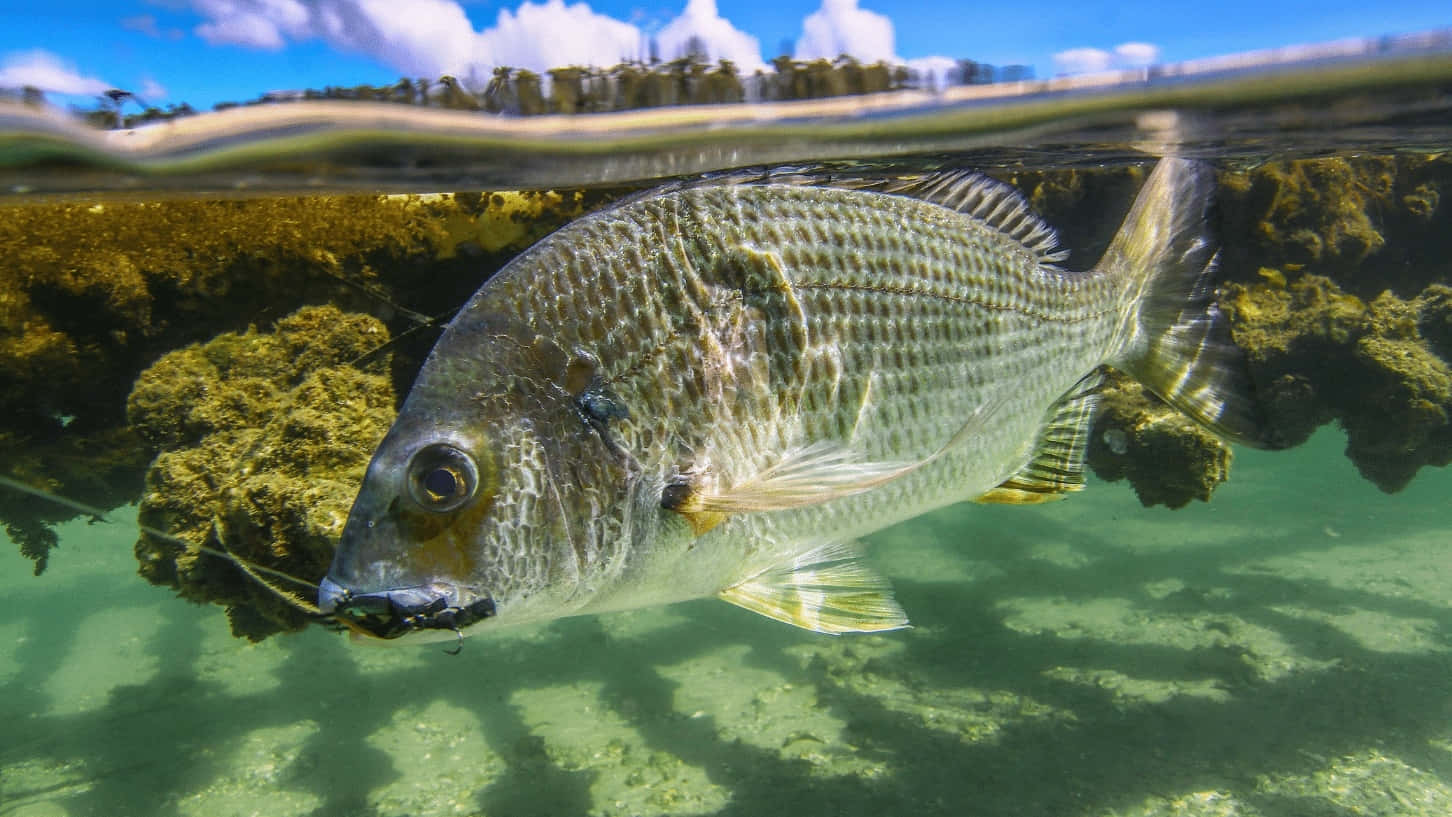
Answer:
[
  {"xmin": 881, "ymin": 171, "xmax": 1067, "ymax": 264},
  {"xmin": 613, "ymin": 165, "xmax": 1066, "ymax": 265},
  {"xmin": 976, "ymin": 370, "xmax": 1104, "ymax": 505}
]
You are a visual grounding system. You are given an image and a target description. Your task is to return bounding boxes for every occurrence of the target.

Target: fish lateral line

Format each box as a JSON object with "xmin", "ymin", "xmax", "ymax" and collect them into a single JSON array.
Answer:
[{"xmin": 669, "ymin": 397, "xmax": 1003, "ymax": 516}]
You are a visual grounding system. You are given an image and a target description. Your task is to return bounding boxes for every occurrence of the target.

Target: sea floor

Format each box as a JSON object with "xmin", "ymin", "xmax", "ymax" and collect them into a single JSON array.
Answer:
[{"xmin": 2, "ymin": 427, "xmax": 1450, "ymax": 817}]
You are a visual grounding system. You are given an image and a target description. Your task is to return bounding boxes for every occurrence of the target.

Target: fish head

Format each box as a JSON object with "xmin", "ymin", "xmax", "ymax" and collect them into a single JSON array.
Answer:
[{"xmin": 319, "ymin": 313, "xmax": 631, "ymax": 643}]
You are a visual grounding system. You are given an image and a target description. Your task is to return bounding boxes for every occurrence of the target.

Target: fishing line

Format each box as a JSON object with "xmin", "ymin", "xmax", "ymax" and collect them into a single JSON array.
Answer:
[{"xmin": 0, "ymin": 473, "xmax": 321, "ymax": 595}]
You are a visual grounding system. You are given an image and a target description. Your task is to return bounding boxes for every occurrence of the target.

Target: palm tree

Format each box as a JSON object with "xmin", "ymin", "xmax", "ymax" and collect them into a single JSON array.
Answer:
[{"xmin": 103, "ymin": 89, "xmax": 136, "ymax": 128}]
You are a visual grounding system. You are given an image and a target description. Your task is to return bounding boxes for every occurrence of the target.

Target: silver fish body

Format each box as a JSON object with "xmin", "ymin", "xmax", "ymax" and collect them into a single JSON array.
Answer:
[{"xmin": 320, "ymin": 159, "xmax": 1262, "ymax": 641}]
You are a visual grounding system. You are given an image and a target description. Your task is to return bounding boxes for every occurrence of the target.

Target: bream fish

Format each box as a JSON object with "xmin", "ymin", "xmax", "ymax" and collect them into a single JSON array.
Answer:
[{"xmin": 318, "ymin": 158, "xmax": 1267, "ymax": 643}]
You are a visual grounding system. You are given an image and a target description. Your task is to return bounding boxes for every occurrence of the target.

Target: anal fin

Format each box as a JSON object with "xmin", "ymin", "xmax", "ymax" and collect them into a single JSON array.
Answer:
[
  {"xmin": 718, "ymin": 542, "xmax": 909, "ymax": 634},
  {"xmin": 977, "ymin": 370, "xmax": 1103, "ymax": 505}
]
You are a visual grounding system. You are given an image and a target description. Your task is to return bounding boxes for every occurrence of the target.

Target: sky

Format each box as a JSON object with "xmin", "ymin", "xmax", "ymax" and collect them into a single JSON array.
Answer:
[{"xmin": 0, "ymin": 0, "xmax": 1447, "ymax": 110}]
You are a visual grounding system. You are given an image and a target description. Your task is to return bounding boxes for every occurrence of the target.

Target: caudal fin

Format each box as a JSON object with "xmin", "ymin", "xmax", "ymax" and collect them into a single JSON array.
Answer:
[{"xmin": 1100, "ymin": 158, "xmax": 1279, "ymax": 448}]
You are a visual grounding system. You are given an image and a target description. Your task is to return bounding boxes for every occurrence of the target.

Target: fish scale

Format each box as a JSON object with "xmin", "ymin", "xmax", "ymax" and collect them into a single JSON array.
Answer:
[
  {"xmin": 653, "ymin": 191, "xmax": 1094, "ymax": 466},
  {"xmin": 321, "ymin": 158, "xmax": 1268, "ymax": 639}
]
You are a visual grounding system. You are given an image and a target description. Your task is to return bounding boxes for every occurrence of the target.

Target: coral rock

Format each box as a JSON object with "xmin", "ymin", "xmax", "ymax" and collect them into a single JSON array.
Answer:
[
  {"xmin": 1223, "ymin": 274, "xmax": 1452, "ymax": 493},
  {"xmin": 1088, "ymin": 375, "xmax": 1233, "ymax": 509},
  {"xmin": 129, "ymin": 305, "xmax": 396, "ymax": 640}
]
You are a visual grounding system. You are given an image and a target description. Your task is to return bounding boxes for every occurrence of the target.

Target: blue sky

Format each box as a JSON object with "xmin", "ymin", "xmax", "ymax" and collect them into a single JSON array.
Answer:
[{"xmin": 0, "ymin": 0, "xmax": 1448, "ymax": 110}]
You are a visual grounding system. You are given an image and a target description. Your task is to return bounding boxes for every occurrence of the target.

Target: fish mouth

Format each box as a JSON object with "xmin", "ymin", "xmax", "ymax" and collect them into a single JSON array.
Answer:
[{"xmin": 317, "ymin": 577, "xmax": 495, "ymax": 640}]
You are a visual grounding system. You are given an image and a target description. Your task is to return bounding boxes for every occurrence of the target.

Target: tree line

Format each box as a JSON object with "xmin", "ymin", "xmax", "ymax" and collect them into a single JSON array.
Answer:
[{"xmin": 3, "ymin": 54, "xmax": 1034, "ymax": 128}]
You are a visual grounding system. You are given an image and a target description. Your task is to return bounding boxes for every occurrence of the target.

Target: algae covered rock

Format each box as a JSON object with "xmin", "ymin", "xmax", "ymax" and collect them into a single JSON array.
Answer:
[
  {"xmin": 1222, "ymin": 158, "xmax": 1392, "ymax": 272},
  {"xmin": 1222, "ymin": 273, "xmax": 1452, "ymax": 492},
  {"xmin": 0, "ymin": 188, "xmax": 589, "ymax": 572},
  {"xmin": 129, "ymin": 305, "xmax": 397, "ymax": 640},
  {"xmin": 1087, "ymin": 375, "xmax": 1234, "ymax": 509},
  {"xmin": 1090, "ymin": 265, "xmax": 1452, "ymax": 503},
  {"xmin": 1075, "ymin": 155, "xmax": 1450, "ymax": 504},
  {"xmin": 1216, "ymin": 155, "xmax": 1452, "ymax": 297},
  {"xmin": 1003, "ymin": 165, "xmax": 1147, "ymax": 262}
]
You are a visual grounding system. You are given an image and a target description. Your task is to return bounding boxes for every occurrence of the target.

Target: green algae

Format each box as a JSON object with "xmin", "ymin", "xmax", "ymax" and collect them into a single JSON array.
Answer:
[
  {"xmin": 1222, "ymin": 274, "xmax": 1452, "ymax": 492},
  {"xmin": 0, "ymin": 189, "xmax": 591, "ymax": 573},
  {"xmin": 1090, "ymin": 263, "xmax": 1452, "ymax": 506},
  {"xmin": 1086, "ymin": 375, "xmax": 1234, "ymax": 509},
  {"xmin": 1079, "ymin": 156, "xmax": 1452, "ymax": 506},
  {"xmin": 1223, "ymin": 158, "xmax": 1393, "ymax": 272},
  {"xmin": 128, "ymin": 305, "xmax": 396, "ymax": 639},
  {"xmin": 1216, "ymin": 155, "xmax": 1452, "ymax": 298}
]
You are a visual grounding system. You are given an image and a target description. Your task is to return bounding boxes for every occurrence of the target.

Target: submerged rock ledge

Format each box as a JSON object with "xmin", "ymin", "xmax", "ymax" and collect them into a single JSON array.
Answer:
[{"xmin": 0, "ymin": 188, "xmax": 590, "ymax": 577}]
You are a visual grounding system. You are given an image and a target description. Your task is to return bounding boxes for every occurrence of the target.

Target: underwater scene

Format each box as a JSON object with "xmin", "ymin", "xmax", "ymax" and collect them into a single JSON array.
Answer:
[{"xmin": 3, "ymin": 25, "xmax": 1452, "ymax": 817}]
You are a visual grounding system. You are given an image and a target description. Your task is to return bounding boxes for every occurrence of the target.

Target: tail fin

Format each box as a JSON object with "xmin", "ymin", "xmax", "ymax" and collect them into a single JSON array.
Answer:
[{"xmin": 1100, "ymin": 158, "xmax": 1278, "ymax": 448}]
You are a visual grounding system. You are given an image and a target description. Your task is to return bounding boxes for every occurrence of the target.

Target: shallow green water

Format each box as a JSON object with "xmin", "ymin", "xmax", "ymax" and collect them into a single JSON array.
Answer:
[
  {"xmin": 4, "ymin": 33, "xmax": 1452, "ymax": 817},
  {"xmin": 3, "ymin": 428, "xmax": 1450, "ymax": 817}
]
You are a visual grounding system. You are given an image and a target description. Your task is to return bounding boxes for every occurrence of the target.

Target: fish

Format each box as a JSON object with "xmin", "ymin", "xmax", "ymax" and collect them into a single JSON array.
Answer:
[{"xmin": 317, "ymin": 157, "xmax": 1269, "ymax": 644}]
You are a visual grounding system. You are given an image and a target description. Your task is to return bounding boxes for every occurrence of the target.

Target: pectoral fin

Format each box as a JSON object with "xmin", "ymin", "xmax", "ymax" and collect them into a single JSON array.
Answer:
[
  {"xmin": 718, "ymin": 542, "xmax": 909, "ymax": 634},
  {"xmin": 677, "ymin": 442, "xmax": 913, "ymax": 514},
  {"xmin": 679, "ymin": 398, "xmax": 1003, "ymax": 515}
]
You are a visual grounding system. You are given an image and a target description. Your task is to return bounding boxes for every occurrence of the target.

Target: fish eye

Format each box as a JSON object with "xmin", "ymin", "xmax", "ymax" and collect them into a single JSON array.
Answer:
[{"xmin": 406, "ymin": 444, "xmax": 479, "ymax": 513}]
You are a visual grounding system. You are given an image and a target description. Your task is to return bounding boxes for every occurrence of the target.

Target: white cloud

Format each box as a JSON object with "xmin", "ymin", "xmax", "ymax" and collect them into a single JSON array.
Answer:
[
  {"xmin": 193, "ymin": 0, "xmax": 310, "ymax": 49},
  {"xmin": 122, "ymin": 14, "xmax": 162, "ymax": 38},
  {"xmin": 653, "ymin": 0, "xmax": 764, "ymax": 71},
  {"xmin": 196, "ymin": 12, "xmax": 285, "ymax": 49},
  {"xmin": 1114, "ymin": 42, "xmax": 1160, "ymax": 67},
  {"xmin": 140, "ymin": 77, "xmax": 170, "ymax": 101},
  {"xmin": 476, "ymin": 0, "xmax": 642, "ymax": 75},
  {"xmin": 1053, "ymin": 47, "xmax": 1113, "ymax": 75},
  {"xmin": 178, "ymin": 1, "xmax": 977, "ymax": 88},
  {"xmin": 1054, "ymin": 42, "xmax": 1163, "ymax": 75},
  {"xmin": 124, "ymin": 13, "xmax": 186, "ymax": 40},
  {"xmin": 183, "ymin": 0, "xmax": 646, "ymax": 80},
  {"xmin": 0, "ymin": 49, "xmax": 111, "ymax": 95},
  {"xmin": 314, "ymin": 0, "xmax": 482, "ymax": 78},
  {"xmin": 794, "ymin": 0, "xmax": 896, "ymax": 64}
]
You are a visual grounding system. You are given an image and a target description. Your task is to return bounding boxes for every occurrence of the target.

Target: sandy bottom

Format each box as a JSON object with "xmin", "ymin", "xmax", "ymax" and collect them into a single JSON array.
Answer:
[{"xmin": 2, "ymin": 428, "xmax": 1450, "ymax": 817}]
